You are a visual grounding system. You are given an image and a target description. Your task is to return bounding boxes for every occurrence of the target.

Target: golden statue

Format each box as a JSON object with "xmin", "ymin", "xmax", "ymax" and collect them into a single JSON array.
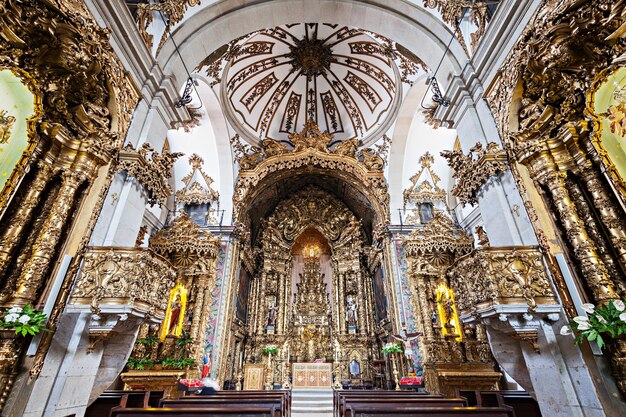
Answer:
[{"xmin": 160, "ymin": 283, "xmax": 188, "ymax": 340}]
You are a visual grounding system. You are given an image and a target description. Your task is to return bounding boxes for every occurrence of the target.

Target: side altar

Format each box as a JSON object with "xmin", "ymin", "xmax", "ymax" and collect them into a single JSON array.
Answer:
[{"xmin": 292, "ymin": 363, "xmax": 332, "ymax": 388}]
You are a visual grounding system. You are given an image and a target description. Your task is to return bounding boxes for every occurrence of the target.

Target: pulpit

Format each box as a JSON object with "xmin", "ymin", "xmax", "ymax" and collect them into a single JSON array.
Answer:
[{"xmin": 292, "ymin": 363, "xmax": 332, "ymax": 388}]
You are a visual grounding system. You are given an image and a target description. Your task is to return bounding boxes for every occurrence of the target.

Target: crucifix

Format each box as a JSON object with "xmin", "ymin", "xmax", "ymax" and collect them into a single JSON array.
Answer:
[{"xmin": 391, "ymin": 326, "xmax": 422, "ymax": 374}]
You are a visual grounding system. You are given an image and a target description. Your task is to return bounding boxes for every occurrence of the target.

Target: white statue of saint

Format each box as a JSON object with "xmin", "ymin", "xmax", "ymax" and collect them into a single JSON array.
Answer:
[{"xmin": 346, "ymin": 296, "xmax": 358, "ymax": 326}]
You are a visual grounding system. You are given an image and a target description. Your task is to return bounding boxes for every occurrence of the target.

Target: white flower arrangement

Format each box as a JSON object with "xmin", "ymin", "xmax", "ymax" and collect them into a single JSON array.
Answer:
[
  {"xmin": 381, "ymin": 342, "xmax": 403, "ymax": 355},
  {"xmin": 560, "ymin": 299, "xmax": 626, "ymax": 349},
  {"xmin": 262, "ymin": 345, "xmax": 279, "ymax": 355},
  {"xmin": 1, "ymin": 304, "xmax": 49, "ymax": 336}
]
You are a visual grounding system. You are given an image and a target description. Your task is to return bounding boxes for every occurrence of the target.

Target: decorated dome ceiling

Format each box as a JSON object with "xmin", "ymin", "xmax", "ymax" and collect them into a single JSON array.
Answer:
[{"xmin": 197, "ymin": 23, "xmax": 427, "ymax": 145}]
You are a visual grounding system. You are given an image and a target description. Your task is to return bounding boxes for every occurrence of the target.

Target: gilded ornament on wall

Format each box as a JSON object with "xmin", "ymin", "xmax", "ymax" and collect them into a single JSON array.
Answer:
[
  {"xmin": 448, "ymin": 246, "xmax": 557, "ymax": 314},
  {"xmin": 70, "ymin": 247, "xmax": 177, "ymax": 317},
  {"xmin": 232, "ymin": 120, "xmax": 390, "ymax": 223},
  {"xmin": 116, "ymin": 143, "xmax": 183, "ymax": 206},
  {"xmin": 441, "ymin": 142, "xmax": 507, "ymax": 206}
]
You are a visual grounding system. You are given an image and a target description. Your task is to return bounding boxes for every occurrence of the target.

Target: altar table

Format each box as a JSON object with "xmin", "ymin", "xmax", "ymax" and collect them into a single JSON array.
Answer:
[{"xmin": 292, "ymin": 363, "xmax": 332, "ymax": 388}]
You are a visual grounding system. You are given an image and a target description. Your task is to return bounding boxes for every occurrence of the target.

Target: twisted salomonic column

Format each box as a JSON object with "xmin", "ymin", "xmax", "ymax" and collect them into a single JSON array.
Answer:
[
  {"xmin": 0, "ymin": 162, "xmax": 55, "ymax": 283},
  {"xmin": 257, "ymin": 271, "xmax": 268, "ymax": 334},
  {"xmin": 535, "ymin": 159, "xmax": 619, "ymax": 302},
  {"xmin": 356, "ymin": 271, "xmax": 367, "ymax": 335},
  {"xmin": 11, "ymin": 170, "xmax": 87, "ymax": 306},
  {"xmin": 277, "ymin": 271, "xmax": 285, "ymax": 334},
  {"xmin": 578, "ymin": 165, "xmax": 626, "ymax": 274},
  {"xmin": 190, "ymin": 275, "xmax": 213, "ymax": 363}
]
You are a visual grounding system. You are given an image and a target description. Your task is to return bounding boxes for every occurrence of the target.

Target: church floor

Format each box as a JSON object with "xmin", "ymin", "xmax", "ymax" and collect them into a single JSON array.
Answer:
[{"xmin": 292, "ymin": 388, "xmax": 334, "ymax": 417}]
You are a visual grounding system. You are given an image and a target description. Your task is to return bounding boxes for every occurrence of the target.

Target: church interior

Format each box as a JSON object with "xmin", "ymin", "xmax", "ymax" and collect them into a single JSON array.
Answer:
[{"xmin": 1, "ymin": 0, "xmax": 626, "ymax": 416}]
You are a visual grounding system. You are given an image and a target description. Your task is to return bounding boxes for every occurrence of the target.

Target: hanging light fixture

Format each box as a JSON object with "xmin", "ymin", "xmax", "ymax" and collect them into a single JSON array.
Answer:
[{"xmin": 156, "ymin": 10, "xmax": 203, "ymax": 110}]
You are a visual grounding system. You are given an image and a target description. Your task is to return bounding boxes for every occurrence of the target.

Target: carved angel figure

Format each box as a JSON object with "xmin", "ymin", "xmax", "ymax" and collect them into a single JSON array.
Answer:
[
  {"xmin": 0, "ymin": 110, "xmax": 16, "ymax": 144},
  {"xmin": 333, "ymin": 138, "xmax": 361, "ymax": 157},
  {"xmin": 607, "ymin": 104, "xmax": 626, "ymax": 137},
  {"xmin": 262, "ymin": 138, "xmax": 287, "ymax": 157}
]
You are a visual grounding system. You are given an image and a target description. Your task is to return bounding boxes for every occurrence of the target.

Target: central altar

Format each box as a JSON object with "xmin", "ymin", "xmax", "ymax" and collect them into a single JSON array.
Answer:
[{"xmin": 292, "ymin": 363, "xmax": 332, "ymax": 388}]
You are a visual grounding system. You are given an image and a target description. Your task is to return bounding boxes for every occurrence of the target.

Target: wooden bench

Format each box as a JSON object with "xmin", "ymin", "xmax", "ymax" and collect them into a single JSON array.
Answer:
[
  {"xmin": 479, "ymin": 391, "xmax": 541, "ymax": 417},
  {"xmin": 86, "ymin": 390, "xmax": 164, "ymax": 417},
  {"xmin": 345, "ymin": 399, "xmax": 468, "ymax": 417},
  {"xmin": 335, "ymin": 391, "xmax": 443, "ymax": 417},
  {"xmin": 187, "ymin": 390, "xmax": 291, "ymax": 412},
  {"xmin": 160, "ymin": 398, "xmax": 284, "ymax": 417},
  {"xmin": 456, "ymin": 389, "xmax": 541, "ymax": 417},
  {"xmin": 179, "ymin": 391, "xmax": 290, "ymax": 417},
  {"xmin": 348, "ymin": 406, "xmax": 515, "ymax": 417},
  {"xmin": 110, "ymin": 405, "xmax": 276, "ymax": 417}
]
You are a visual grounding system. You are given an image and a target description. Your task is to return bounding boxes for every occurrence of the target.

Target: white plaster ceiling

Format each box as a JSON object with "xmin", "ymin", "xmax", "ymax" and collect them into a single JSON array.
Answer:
[{"xmin": 196, "ymin": 23, "xmax": 428, "ymax": 145}]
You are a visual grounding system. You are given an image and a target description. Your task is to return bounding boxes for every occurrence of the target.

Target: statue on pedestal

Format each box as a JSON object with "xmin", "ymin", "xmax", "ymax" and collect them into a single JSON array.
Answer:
[
  {"xmin": 346, "ymin": 296, "xmax": 358, "ymax": 329},
  {"xmin": 266, "ymin": 300, "xmax": 277, "ymax": 327}
]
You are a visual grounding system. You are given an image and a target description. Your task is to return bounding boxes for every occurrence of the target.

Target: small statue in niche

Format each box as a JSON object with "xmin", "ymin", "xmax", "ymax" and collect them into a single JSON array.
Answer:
[
  {"xmin": 346, "ymin": 296, "xmax": 358, "ymax": 327},
  {"xmin": 167, "ymin": 293, "xmax": 182, "ymax": 336},
  {"xmin": 266, "ymin": 299, "xmax": 277, "ymax": 327},
  {"xmin": 349, "ymin": 358, "xmax": 361, "ymax": 377}
]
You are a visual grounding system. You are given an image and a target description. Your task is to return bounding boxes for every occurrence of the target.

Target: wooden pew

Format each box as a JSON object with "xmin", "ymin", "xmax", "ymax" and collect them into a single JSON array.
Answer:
[
  {"xmin": 174, "ymin": 390, "xmax": 291, "ymax": 417},
  {"xmin": 335, "ymin": 391, "xmax": 443, "ymax": 417},
  {"xmin": 454, "ymin": 389, "xmax": 541, "ymax": 416},
  {"xmin": 478, "ymin": 391, "xmax": 541, "ymax": 417},
  {"xmin": 160, "ymin": 397, "xmax": 284, "ymax": 417},
  {"xmin": 110, "ymin": 405, "xmax": 276, "ymax": 417},
  {"xmin": 336, "ymin": 391, "xmax": 443, "ymax": 417},
  {"xmin": 345, "ymin": 399, "xmax": 468, "ymax": 417},
  {"xmin": 86, "ymin": 390, "xmax": 164, "ymax": 417},
  {"xmin": 348, "ymin": 406, "xmax": 515, "ymax": 417},
  {"xmin": 187, "ymin": 389, "xmax": 291, "ymax": 412}
]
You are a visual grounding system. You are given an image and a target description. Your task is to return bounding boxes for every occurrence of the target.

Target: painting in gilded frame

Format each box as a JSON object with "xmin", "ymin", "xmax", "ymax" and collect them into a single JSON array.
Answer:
[{"xmin": 0, "ymin": 69, "xmax": 39, "ymax": 208}]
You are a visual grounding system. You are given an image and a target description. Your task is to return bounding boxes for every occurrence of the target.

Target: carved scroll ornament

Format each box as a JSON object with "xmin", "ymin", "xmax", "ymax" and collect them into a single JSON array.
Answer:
[
  {"xmin": 116, "ymin": 143, "xmax": 183, "ymax": 206},
  {"xmin": 70, "ymin": 247, "xmax": 177, "ymax": 318},
  {"xmin": 233, "ymin": 120, "xmax": 390, "ymax": 222},
  {"xmin": 441, "ymin": 142, "xmax": 507, "ymax": 206},
  {"xmin": 403, "ymin": 211, "xmax": 473, "ymax": 258},
  {"xmin": 403, "ymin": 152, "xmax": 447, "ymax": 207},
  {"xmin": 447, "ymin": 246, "xmax": 557, "ymax": 315},
  {"xmin": 149, "ymin": 212, "xmax": 220, "ymax": 260},
  {"xmin": 176, "ymin": 154, "xmax": 220, "ymax": 206}
]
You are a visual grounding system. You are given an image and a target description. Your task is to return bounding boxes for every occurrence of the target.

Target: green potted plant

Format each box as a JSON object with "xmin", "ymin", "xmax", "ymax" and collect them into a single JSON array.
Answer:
[
  {"xmin": 561, "ymin": 300, "xmax": 626, "ymax": 349},
  {"xmin": 136, "ymin": 335, "xmax": 159, "ymax": 347},
  {"xmin": 161, "ymin": 355, "xmax": 195, "ymax": 370},
  {"xmin": 0, "ymin": 305, "xmax": 49, "ymax": 336},
  {"xmin": 126, "ymin": 356, "xmax": 155, "ymax": 370}
]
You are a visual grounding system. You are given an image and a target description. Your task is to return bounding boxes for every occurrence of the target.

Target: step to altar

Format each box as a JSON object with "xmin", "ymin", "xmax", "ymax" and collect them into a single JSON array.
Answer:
[{"xmin": 291, "ymin": 388, "xmax": 334, "ymax": 417}]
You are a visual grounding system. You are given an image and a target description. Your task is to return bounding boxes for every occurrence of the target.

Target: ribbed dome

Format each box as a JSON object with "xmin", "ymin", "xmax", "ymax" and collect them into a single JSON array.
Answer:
[{"xmin": 218, "ymin": 23, "xmax": 405, "ymax": 145}]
